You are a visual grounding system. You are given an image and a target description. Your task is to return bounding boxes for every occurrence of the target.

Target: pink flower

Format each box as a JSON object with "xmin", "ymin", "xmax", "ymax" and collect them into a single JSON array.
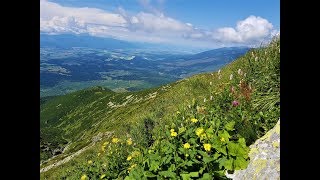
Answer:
[{"xmin": 232, "ymin": 100, "xmax": 239, "ymax": 107}]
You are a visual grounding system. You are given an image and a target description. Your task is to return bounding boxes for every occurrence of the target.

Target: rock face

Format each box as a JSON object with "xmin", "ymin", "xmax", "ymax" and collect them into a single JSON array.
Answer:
[{"xmin": 227, "ymin": 120, "xmax": 280, "ymax": 180}]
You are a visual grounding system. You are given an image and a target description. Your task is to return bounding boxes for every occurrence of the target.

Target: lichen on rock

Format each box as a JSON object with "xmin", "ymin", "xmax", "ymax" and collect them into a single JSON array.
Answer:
[{"xmin": 226, "ymin": 119, "xmax": 280, "ymax": 180}]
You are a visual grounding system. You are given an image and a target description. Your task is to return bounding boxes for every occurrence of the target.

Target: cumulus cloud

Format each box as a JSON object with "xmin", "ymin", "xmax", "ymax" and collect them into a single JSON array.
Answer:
[
  {"xmin": 40, "ymin": 0, "xmax": 279, "ymax": 47},
  {"xmin": 211, "ymin": 16, "xmax": 275, "ymax": 44}
]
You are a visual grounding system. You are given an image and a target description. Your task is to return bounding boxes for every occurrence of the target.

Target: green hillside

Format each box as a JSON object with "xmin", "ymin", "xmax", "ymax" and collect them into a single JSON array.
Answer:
[{"xmin": 40, "ymin": 38, "xmax": 280, "ymax": 179}]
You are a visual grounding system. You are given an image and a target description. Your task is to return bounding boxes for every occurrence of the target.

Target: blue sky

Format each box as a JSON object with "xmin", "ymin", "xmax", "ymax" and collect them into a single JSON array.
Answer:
[{"xmin": 40, "ymin": 0, "xmax": 280, "ymax": 48}]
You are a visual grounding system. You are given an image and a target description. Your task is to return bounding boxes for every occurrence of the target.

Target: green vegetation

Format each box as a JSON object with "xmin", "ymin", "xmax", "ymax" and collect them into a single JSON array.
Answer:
[{"xmin": 40, "ymin": 38, "xmax": 279, "ymax": 179}]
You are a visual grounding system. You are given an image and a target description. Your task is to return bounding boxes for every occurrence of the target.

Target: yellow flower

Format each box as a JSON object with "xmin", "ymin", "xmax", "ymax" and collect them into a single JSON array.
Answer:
[
  {"xmin": 100, "ymin": 174, "xmax": 106, "ymax": 179},
  {"xmin": 97, "ymin": 153, "xmax": 101, "ymax": 157},
  {"xmin": 128, "ymin": 164, "xmax": 137, "ymax": 171},
  {"xmin": 203, "ymin": 144, "xmax": 212, "ymax": 152},
  {"xmin": 112, "ymin": 138, "xmax": 119, "ymax": 143},
  {"xmin": 103, "ymin": 141, "xmax": 109, "ymax": 146},
  {"xmin": 176, "ymin": 111, "xmax": 181, "ymax": 114},
  {"xmin": 196, "ymin": 128, "xmax": 204, "ymax": 137},
  {"xmin": 200, "ymin": 133, "xmax": 207, "ymax": 140},
  {"xmin": 191, "ymin": 118, "xmax": 198, "ymax": 123},
  {"xmin": 170, "ymin": 129, "xmax": 175, "ymax": 132},
  {"xmin": 171, "ymin": 131, "xmax": 178, "ymax": 137},
  {"xmin": 183, "ymin": 143, "xmax": 191, "ymax": 149},
  {"xmin": 81, "ymin": 174, "xmax": 88, "ymax": 180},
  {"xmin": 220, "ymin": 137, "xmax": 225, "ymax": 142},
  {"xmin": 185, "ymin": 154, "xmax": 189, "ymax": 157},
  {"xmin": 127, "ymin": 138, "xmax": 133, "ymax": 145},
  {"xmin": 127, "ymin": 156, "xmax": 132, "ymax": 161},
  {"xmin": 87, "ymin": 160, "xmax": 93, "ymax": 165}
]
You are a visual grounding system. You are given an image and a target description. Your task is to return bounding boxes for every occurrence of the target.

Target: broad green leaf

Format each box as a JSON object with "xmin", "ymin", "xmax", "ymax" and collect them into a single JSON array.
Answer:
[
  {"xmin": 227, "ymin": 142, "xmax": 248, "ymax": 158},
  {"xmin": 233, "ymin": 157, "xmax": 249, "ymax": 170},
  {"xmin": 238, "ymin": 137, "xmax": 247, "ymax": 148},
  {"xmin": 189, "ymin": 172, "xmax": 199, "ymax": 177},
  {"xmin": 203, "ymin": 156, "xmax": 214, "ymax": 164},
  {"xmin": 186, "ymin": 161, "xmax": 193, "ymax": 166},
  {"xmin": 199, "ymin": 173, "xmax": 213, "ymax": 180},
  {"xmin": 144, "ymin": 171, "xmax": 156, "ymax": 178},
  {"xmin": 219, "ymin": 157, "xmax": 234, "ymax": 170},
  {"xmin": 179, "ymin": 127, "xmax": 186, "ymax": 134},
  {"xmin": 225, "ymin": 121, "xmax": 235, "ymax": 131},
  {"xmin": 180, "ymin": 174, "xmax": 191, "ymax": 180}
]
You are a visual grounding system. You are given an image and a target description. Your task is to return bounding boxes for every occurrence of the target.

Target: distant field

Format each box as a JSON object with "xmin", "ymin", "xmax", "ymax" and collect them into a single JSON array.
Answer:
[{"xmin": 40, "ymin": 47, "xmax": 249, "ymax": 97}]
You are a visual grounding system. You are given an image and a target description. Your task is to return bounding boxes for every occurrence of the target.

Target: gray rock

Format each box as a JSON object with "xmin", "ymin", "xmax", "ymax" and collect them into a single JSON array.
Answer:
[{"xmin": 226, "ymin": 120, "xmax": 280, "ymax": 180}]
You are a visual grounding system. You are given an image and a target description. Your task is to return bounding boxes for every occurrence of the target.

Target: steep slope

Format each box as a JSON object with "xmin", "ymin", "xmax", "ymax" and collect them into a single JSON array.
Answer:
[{"xmin": 40, "ymin": 38, "xmax": 279, "ymax": 179}]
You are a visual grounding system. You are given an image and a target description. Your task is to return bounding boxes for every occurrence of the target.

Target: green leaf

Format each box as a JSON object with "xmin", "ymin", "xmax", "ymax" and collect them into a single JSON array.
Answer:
[
  {"xmin": 159, "ymin": 171, "xmax": 176, "ymax": 178},
  {"xmin": 225, "ymin": 121, "xmax": 235, "ymax": 131},
  {"xmin": 227, "ymin": 142, "xmax": 248, "ymax": 158},
  {"xmin": 199, "ymin": 173, "xmax": 213, "ymax": 180},
  {"xmin": 233, "ymin": 157, "xmax": 249, "ymax": 170},
  {"xmin": 186, "ymin": 161, "xmax": 193, "ymax": 166},
  {"xmin": 149, "ymin": 160, "xmax": 160, "ymax": 171},
  {"xmin": 203, "ymin": 156, "xmax": 214, "ymax": 164},
  {"xmin": 144, "ymin": 171, "xmax": 156, "ymax": 178},
  {"xmin": 238, "ymin": 138, "xmax": 246, "ymax": 148},
  {"xmin": 180, "ymin": 174, "xmax": 191, "ymax": 180},
  {"xmin": 219, "ymin": 157, "xmax": 234, "ymax": 170},
  {"xmin": 179, "ymin": 127, "xmax": 186, "ymax": 134},
  {"xmin": 189, "ymin": 172, "xmax": 199, "ymax": 177}
]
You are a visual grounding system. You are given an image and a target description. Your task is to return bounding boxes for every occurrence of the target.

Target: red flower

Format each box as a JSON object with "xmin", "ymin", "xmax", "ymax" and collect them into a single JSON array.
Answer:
[{"xmin": 232, "ymin": 100, "xmax": 239, "ymax": 107}]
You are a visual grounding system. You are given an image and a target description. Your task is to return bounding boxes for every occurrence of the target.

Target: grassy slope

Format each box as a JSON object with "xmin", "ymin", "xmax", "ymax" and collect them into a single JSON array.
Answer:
[{"xmin": 40, "ymin": 39, "xmax": 280, "ymax": 179}]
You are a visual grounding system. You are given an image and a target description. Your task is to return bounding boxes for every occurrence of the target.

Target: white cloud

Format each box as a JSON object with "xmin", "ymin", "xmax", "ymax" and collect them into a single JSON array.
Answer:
[
  {"xmin": 40, "ymin": 0, "xmax": 279, "ymax": 47},
  {"xmin": 212, "ymin": 16, "xmax": 275, "ymax": 44}
]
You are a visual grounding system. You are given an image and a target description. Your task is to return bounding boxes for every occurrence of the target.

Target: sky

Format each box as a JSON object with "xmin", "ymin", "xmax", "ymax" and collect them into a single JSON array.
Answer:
[{"xmin": 40, "ymin": 0, "xmax": 280, "ymax": 48}]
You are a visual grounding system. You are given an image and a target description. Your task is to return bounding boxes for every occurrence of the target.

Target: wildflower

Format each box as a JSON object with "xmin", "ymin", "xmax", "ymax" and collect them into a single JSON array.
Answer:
[
  {"xmin": 196, "ymin": 128, "xmax": 205, "ymax": 137},
  {"xmin": 100, "ymin": 174, "xmax": 106, "ymax": 179},
  {"xmin": 210, "ymin": 96, "xmax": 213, "ymax": 101},
  {"xmin": 112, "ymin": 138, "xmax": 119, "ymax": 143},
  {"xmin": 203, "ymin": 98, "xmax": 206, "ymax": 103},
  {"xmin": 255, "ymin": 57, "xmax": 258, "ymax": 61},
  {"xmin": 103, "ymin": 142, "xmax": 108, "ymax": 146},
  {"xmin": 210, "ymin": 82, "xmax": 212, "ymax": 85},
  {"xmin": 176, "ymin": 111, "xmax": 181, "ymax": 114},
  {"xmin": 102, "ymin": 163, "xmax": 107, "ymax": 167},
  {"xmin": 185, "ymin": 154, "xmax": 189, "ymax": 157},
  {"xmin": 237, "ymin": 69, "xmax": 242, "ymax": 75},
  {"xmin": 232, "ymin": 100, "xmax": 240, "ymax": 107},
  {"xmin": 171, "ymin": 131, "xmax": 178, "ymax": 137},
  {"xmin": 244, "ymin": 73, "xmax": 247, "ymax": 77},
  {"xmin": 229, "ymin": 74, "xmax": 233, "ymax": 80},
  {"xmin": 128, "ymin": 164, "xmax": 137, "ymax": 171},
  {"xmin": 183, "ymin": 143, "xmax": 191, "ymax": 149},
  {"xmin": 203, "ymin": 143, "xmax": 212, "ymax": 151},
  {"xmin": 218, "ymin": 69, "xmax": 221, "ymax": 75},
  {"xmin": 200, "ymin": 133, "xmax": 207, "ymax": 140},
  {"xmin": 191, "ymin": 118, "xmax": 198, "ymax": 123},
  {"xmin": 220, "ymin": 137, "xmax": 225, "ymax": 142},
  {"xmin": 218, "ymin": 75, "xmax": 222, "ymax": 80},
  {"xmin": 87, "ymin": 160, "xmax": 93, "ymax": 165},
  {"xmin": 97, "ymin": 153, "xmax": 101, "ymax": 157},
  {"xmin": 251, "ymin": 52, "xmax": 254, "ymax": 57},
  {"xmin": 170, "ymin": 129, "xmax": 175, "ymax": 132},
  {"xmin": 127, "ymin": 156, "xmax": 132, "ymax": 161},
  {"xmin": 81, "ymin": 174, "xmax": 88, "ymax": 180},
  {"xmin": 265, "ymin": 51, "xmax": 267, "ymax": 55},
  {"xmin": 127, "ymin": 138, "xmax": 133, "ymax": 145}
]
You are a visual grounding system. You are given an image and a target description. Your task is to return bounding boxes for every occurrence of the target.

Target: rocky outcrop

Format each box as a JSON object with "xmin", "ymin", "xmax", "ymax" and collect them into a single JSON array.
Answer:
[{"xmin": 227, "ymin": 120, "xmax": 280, "ymax": 180}]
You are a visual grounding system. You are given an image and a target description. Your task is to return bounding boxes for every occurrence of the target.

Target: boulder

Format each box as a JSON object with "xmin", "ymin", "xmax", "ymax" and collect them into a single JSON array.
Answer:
[{"xmin": 227, "ymin": 120, "xmax": 280, "ymax": 180}]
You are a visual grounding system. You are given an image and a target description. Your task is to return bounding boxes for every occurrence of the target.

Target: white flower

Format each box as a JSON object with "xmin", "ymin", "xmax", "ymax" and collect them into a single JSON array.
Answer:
[
  {"xmin": 251, "ymin": 52, "xmax": 255, "ymax": 57},
  {"xmin": 265, "ymin": 51, "xmax": 267, "ymax": 55},
  {"xmin": 210, "ymin": 82, "xmax": 212, "ymax": 85},
  {"xmin": 218, "ymin": 75, "xmax": 222, "ymax": 80},
  {"xmin": 244, "ymin": 73, "xmax": 247, "ymax": 77},
  {"xmin": 229, "ymin": 74, "xmax": 233, "ymax": 80},
  {"xmin": 210, "ymin": 96, "xmax": 213, "ymax": 100},
  {"xmin": 218, "ymin": 69, "xmax": 221, "ymax": 75},
  {"xmin": 255, "ymin": 57, "xmax": 258, "ymax": 61},
  {"xmin": 279, "ymin": 48, "xmax": 280, "ymax": 53},
  {"xmin": 188, "ymin": 105, "xmax": 191, "ymax": 108},
  {"xmin": 237, "ymin": 69, "xmax": 243, "ymax": 75},
  {"xmin": 204, "ymin": 98, "xmax": 206, "ymax": 103}
]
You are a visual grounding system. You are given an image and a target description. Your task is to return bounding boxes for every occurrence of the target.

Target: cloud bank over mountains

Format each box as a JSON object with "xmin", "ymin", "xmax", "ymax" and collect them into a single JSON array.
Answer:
[{"xmin": 40, "ymin": 0, "xmax": 279, "ymax": 48}]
